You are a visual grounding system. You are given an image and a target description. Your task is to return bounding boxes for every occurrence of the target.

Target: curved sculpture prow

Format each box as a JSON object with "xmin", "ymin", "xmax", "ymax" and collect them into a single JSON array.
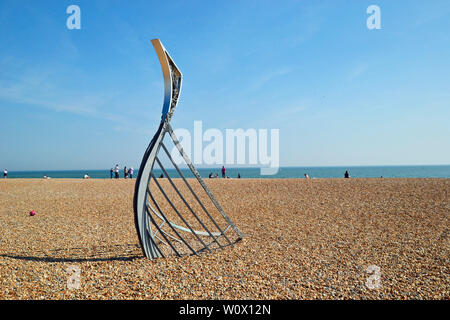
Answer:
[{"xmin": 151, "ymin": 39, "xmax": 182, "ymax": 122}]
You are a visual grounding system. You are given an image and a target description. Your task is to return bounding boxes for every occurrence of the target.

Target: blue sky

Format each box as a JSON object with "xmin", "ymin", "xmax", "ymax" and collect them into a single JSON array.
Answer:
[{"xmin": 0, "ymin": 0, "xmax": 449, "ymax": 170}]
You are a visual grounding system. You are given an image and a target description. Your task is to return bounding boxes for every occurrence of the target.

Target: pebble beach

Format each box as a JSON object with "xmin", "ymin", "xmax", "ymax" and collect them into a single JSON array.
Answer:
[{"xmin": 0, "ymin": 178, "xmax": 448, "ymax": 299}]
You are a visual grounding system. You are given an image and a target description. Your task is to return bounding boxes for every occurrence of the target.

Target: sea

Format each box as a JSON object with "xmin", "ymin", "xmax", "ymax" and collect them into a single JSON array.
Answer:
[{"xmin": 4, "ymin": 165, "xmax": 450, "ymax": 179}]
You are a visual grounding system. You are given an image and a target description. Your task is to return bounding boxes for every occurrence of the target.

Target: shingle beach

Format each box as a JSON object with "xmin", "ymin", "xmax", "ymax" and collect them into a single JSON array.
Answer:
[{"xmin": 0, "ymin": 178, "xmax": 448, "ymax": 299}]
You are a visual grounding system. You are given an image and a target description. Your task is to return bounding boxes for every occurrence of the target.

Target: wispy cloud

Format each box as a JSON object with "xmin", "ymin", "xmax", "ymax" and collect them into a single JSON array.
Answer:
[
  {"xmin": 347, "ymin": 64, "xmax": 368, "ymax": 81},
  {"xmin": 0, "ymin": 57, "xmax": 156, "ymax": 131},
  {"xmin": 0, "ymin": 75, "xmax": 162, "ymax": 138},
  {"xmin": 251, "ymin": 67, "xmax": 294, "ymax": 89}
]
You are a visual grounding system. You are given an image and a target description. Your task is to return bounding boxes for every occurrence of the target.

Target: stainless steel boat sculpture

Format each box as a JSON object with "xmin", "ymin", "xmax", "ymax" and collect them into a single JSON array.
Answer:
[{"xmin": 134, "ymin": 39, "xmax": 244, "ymax": 259}]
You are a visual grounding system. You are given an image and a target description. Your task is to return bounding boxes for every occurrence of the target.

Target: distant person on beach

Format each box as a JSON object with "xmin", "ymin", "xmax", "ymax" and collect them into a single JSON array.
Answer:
[
  {"xmin": 128, "ymin": 167, "xmax": 134, "ymax": 179},
  {"xmin": 344, "ymin": 170, "xmax": 350, "ymax": 178},
  {"xmin": 84, "ymin": 173, "xmax": 90, "ymax": 179},
  {"xmin": 237, "ymin": 173, "xmax": 241, "ymax": 179},
  {"xmin": 304, "ymin": 173, "xmax": 309, "ymax": 179},
  {"xmin": 3, "ymin": 169, "xmax": 7, "ymax": 179},
  {"xmin": 221, "ymin": 166, "xmax": 226, "ymax": 178},
  {"xmin": 114, "ymin": 164, "xmax": 119, "ymax": 179},
  {"xmin": 110, "ymin": 168, "xmax": 113, "ymax": 179},
  {"xmin": 159, "ymin": 173, "xmax": 164, "ymax": 178},
  {"xmin": 124, "ymin": 166, "xmax": 128, "ymax": 179},
  {"xmin": 209, "ymin": 172, "xmax": 213, "ymax": 179}
]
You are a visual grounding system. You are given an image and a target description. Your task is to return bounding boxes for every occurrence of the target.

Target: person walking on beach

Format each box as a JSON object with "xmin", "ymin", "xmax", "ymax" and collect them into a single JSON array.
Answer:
[
  {"xmin": 344, "ymin": 170, "xmax": 350, "ymax": 178},
  {"xmin": 128, "ymin": 167, "xmax": 134, "ymax": 179},
  {"xmin": 3, "ymin": 169, "xmax": 7, "ymax": 179},
  {"xmin": 114, "ymin": 164, "xmax": 119, "ymax": 179},
  {"xmin": 110, "ymin": 168, "xmax": 113, "ymax": 179},
  {"xmin": 237, "ymin": 173, "xmax": 241, "ymax": 179},
  {"xmin": 221, "ymin": 166, "xmax": 226, "ymax": 178},
  {"xmin": 304, "ymin": 173, "xmax": 309, "ymax": 179},
  {"xmin": 124, "ymin": 166, "xmax": 128, "ymax": 179}
]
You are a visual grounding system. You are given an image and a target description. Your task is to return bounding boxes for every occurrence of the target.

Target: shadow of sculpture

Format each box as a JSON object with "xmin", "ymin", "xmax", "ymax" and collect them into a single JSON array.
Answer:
[{"xmin": 0, "ymin": 243, "xmax": 143, "ymax": 263}]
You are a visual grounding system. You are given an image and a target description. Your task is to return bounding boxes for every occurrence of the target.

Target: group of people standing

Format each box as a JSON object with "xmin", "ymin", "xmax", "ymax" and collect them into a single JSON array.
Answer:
[
  {"xmin": 110, "ymin": 164, "xmax": 134, "ymax": 179},
  {"xmin": 208, "ymin": 166, "xmax": 241, "ymax": 179}
]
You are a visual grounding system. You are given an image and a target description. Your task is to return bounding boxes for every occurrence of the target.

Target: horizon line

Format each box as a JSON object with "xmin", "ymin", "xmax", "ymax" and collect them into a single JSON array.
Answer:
[{"xmin": 5, "ymin": 164, "xmax": 450, "ymax": 172}]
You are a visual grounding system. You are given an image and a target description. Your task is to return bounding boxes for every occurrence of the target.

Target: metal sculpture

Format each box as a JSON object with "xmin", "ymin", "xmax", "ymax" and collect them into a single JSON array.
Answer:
[{"xmin": 133, "ymin": 39, "xmax": 244, "ymax": 260}]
